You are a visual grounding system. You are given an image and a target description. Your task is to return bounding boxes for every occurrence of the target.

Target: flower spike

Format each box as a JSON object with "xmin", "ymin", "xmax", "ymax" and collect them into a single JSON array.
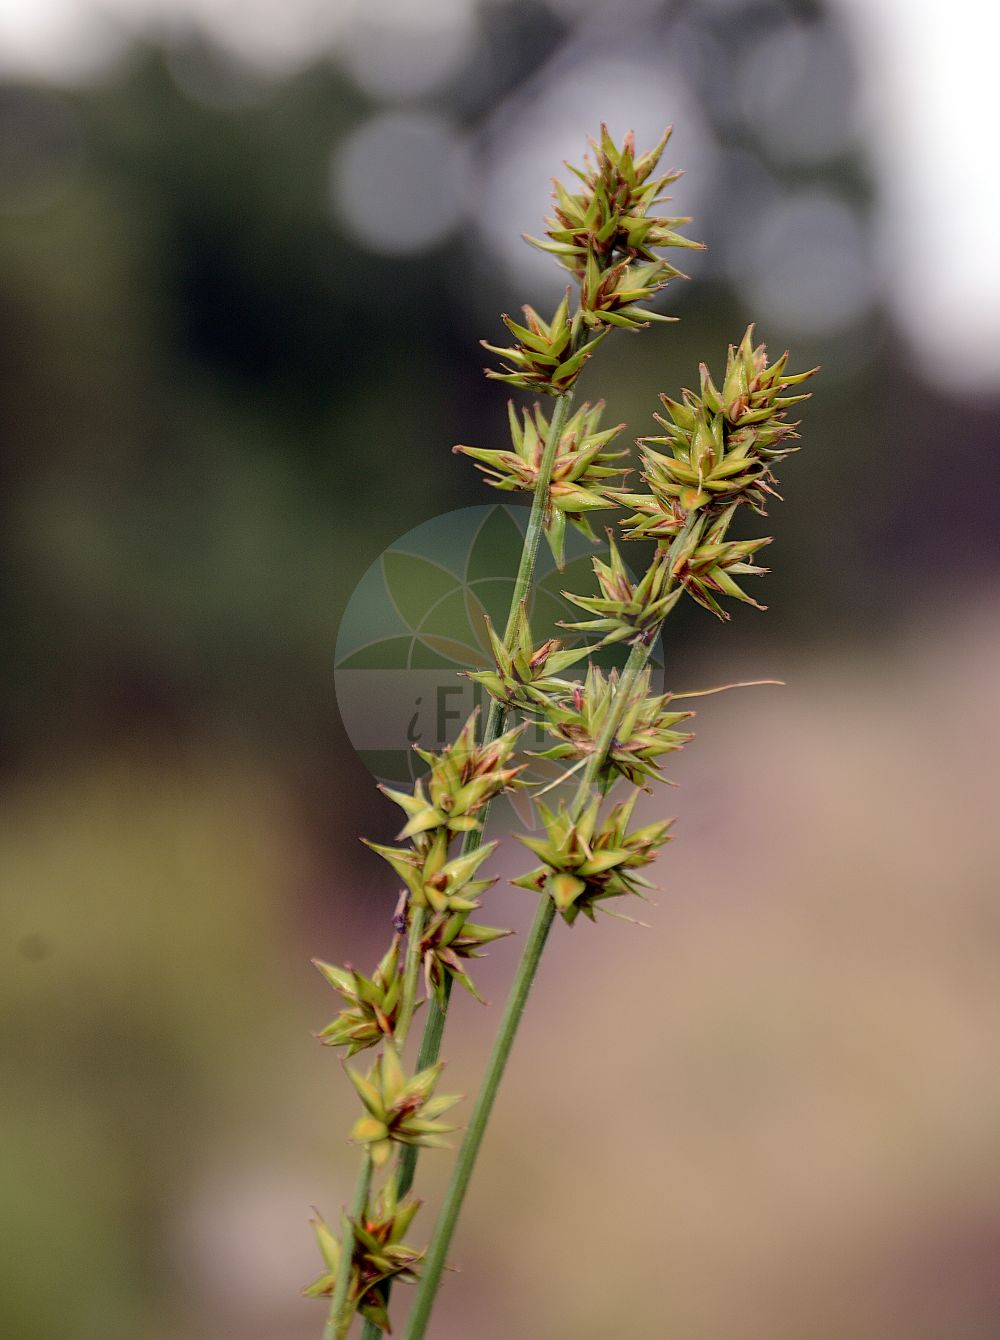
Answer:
[
  {"xmin": 378, "ymin": 711, "xmax": 527, "ymax": 841},
  {"xmin": 465, "ymin": 602, "xmax": 592, "ymax": 715},
  {"xmin": 313, "ymin": 939, "xmax": 409, "ymax": 1057},
  {"xmin": 526, "ymin": 124, "xmax": 703, "ymax": 278},
  {"xmin": 482, "ymin": 293, "xmax": 606, "ymax": 395},
  {"xmin": 419, "ymin": 912, "xmax": 513, "ymax": 1008},
  {"xmin": 364, "ymin": 832, "xmax": 499, "ymax": 915},
  {"xmin": 304, "ymin": 1188, "xmax": 424, "ymax": 1332},
  {"xmin": 347, "ymin": 1050, "xmax": 462, "ymax": 1170},
  {"xmin": 530, "ymin": 665, "xmax": 694, "ymax": 792},
  {"xmin": 455, "ymin": 400, "xmax": 629, "ymax": 567},
  {"xmin": 559, "ymin": 532, "xmax": 683, "ymax": 647},
  {"xmin": 617, "ymin": 327, "xmax": 817, "ymax": 523},
  {"xmin": 513, "ymin": 790, "xmax": 673, "ymax": 925}
]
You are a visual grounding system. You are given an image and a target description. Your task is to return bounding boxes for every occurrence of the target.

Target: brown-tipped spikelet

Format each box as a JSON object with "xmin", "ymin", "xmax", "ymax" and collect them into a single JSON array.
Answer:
[
  {"xmin": 670, "ymin": 504, "xmax": 773, "ymax": 619},
  {"xmin": 378, "ymin": 711, "xmax": 527, "ymax": 842},
  {"xmin": 419, "ymin": 912, "xmax": 513, "ymax": 1008},
  {"xmin": 465, "ymin": 602, "xmax": 592, "ymax": 716},
  {"xmin": 530, "ymin": 665, "xmax": 694, "ymax": 791},
  {"xmin": 558, "ymin": 531, "xmax": 683, "ymax": 647},
  {"xmin": 578, "ymin": 253, "xmax": 681, "ymax": 331},
  {"xmin": 482, "ymin": 293, "xmax": 605, "ymax": 395},
  {"xmin": 346, "ymin": 1048, "xmax": 462, "ymax": 1170},
  {"xmin": 364, "ymin": 834, "xmax": 499, "ymax": 916},
  {"xmin": 455, "ymin": 400, "xmax": 629, "ymax": 567},
  {"xmin": 513, "ymin": 790, "xmax": 672, "ymax": 925},
  {"xmin": 305, "ymin": 1187, "xmax": 423, "ymax": 1331},
  {"xmin": 525, "ymin": 124, "xmax": 702, "ymax": 276},
  {"xmin": 313, "ymin": 939, "xmax": 408, "ymax": 1057},
  {"xmin": 617, "ymin": 326, "xmax": 816, "ymax": 522}
]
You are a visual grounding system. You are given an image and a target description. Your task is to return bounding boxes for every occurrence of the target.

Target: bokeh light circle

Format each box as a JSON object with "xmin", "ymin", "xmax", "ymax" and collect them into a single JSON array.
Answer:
[
  {"xmin": 733, "ymin": 192, "xmax": 873, "ymax": 338},
  {"xmin": 738, "ymin": 21, "xmax": 858, "ymax": 166},
  {"xmin": 339, "ymin": 0, "xmax": 478, "ymax": 101},
  {"xmin": 330, "ymin": 111, "xmax": 470, "ymax": 256}
]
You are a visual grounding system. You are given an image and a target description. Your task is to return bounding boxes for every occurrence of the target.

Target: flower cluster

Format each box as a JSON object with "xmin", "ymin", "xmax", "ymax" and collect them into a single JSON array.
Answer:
[
  {"xmin": 530, "ymin": 665, "xmax": 695, "ymax": 792},
  {"xmin": 455, "ymin": 400, "xmax": 628, "ymax": 567},
  {"xmin": 671, "ymin": 505, "xmax": 774, "ymax": 618},
  {"xmin": 483, "ymin": 127, "xmax": 701, "ymax": 395},
  {"xmin": 347, "ymin": 1048, "xmax": 461, "ymax": 1170},
  {"xmin": 513, "ymin": 791, "xmax": 673, "ymax": 925},
  {"xmin": 308, "ymin": 713, "xmax": 523, "ymax": 1330},
  {"xmin": 466, "ymin": 603, "xmax": 591, "ymax": 716},
  {"xmin": 364, "ymin": 837, "xmax": 496, "ymax": 915},
  {"xmin": 612, "ymin": 328, "xmax": 816, "ymax": 619},
  {"xmin": 526, "ymin": 124, "xmax": 700, "ymax": 278},
  {"xmin": 378, "ymin": 712, "xmax": 526, "ymax": 841},
  {"xmin": 313, "ymin": 940, "xmax": 407, "ymax": 1058},
  {"xmin": 419, "ymin": 912, "xmax": 512, "ymax": 1007},
  {"xmin": 578, "ymin": 253, "xmax": 680, "ymax": 331},
  {"xmin": 617, "ymin": 326, "xmax": 816, "ymax": 526},
  {"xmin": 559, "ymin": 532, "xmax": 682, "ymax": 647},
  {"xmin": 306, "ymin": 1188, "xmax": 423, "ymax": 1331},
  {"xmin": 483, "ymin": 294, "xmax": 603, "ymax": 396}
]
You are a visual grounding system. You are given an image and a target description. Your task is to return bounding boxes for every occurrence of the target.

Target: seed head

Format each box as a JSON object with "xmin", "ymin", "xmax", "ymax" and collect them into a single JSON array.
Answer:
[
  {"xmin": 346, "ymin": 1049, "xmax": 462, "ymax": 1170},
  {"xmin": 558, "ymin": 532, "xmax": 683, "ymax": 647},
  {"xmin": 530, "ymin": 665, "xmax": 694, "ymax": 792},
  {"xmin": 304, "ymin": 1187, "xmax": 423, "ymax": 1331},
  {"xmin": 419, "ymin": 911, "xmax": 513, "ymax": 1008},
  {"xmin": 513, "ymin": 790, "xmax": 672, "ymax": 925},
  {"xmin": 364, "ymin": 832, "xmax": 499, "ymax": 916},
  {"xmin": 378, "ymin": 711, "xmax": 526, "ymax": 841},
  {"xmin": 312, "ymin": 938, "xmax": 409, "ymax": 1057},
  {"xmin": 482, "ymin": 292, "xmax": 605, "ymax": 395},
  {"xmin": 465, "ymin": 602, "xmax": 592, "ymax": 716},
  {"xmin": 455, "ymin": 400, "xmax": 629, "ymax": 568},
  {"xmin": 525, "ymin": 124, "xmax": 702, "ymax": 277},
  {"xmin": 617, "ymin": 327, "xmax": 816, "ymax": 525}
]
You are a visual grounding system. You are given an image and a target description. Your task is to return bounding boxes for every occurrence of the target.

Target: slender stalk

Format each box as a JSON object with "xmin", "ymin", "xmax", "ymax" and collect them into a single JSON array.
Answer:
[
  {"xmin": 404, "ymin": 892, "xmax": 557, "ymax": 1340},
  {"xmin": 395, "ymin": 906, "xmax": 426, "ymax": 1046},
  {"xmin": 324, "ymin": 1153, "xmax": 373, "ymax": 1340},
  {"xmin": 394, "ymin": 986, "xmax": 448, "ymax": 1198},
  {"xmin": 353, "ymin": 390, "xmax": 576, "ymax": 1340},
  {"xmin": 404, "ymin": 516, "xmax": 700, "ymax": 1340}
]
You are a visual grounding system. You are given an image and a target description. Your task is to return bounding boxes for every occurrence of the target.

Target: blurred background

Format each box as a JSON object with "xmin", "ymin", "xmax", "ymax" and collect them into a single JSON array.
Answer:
[{"xmin": 2, "ymin": 0, "xmax": 999, "ymax": 1336}]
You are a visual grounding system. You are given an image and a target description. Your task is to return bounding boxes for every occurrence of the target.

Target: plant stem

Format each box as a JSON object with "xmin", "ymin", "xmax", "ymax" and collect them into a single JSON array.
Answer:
[
  {"xmin": 396, "ymin": 906, "xmax": 426, "ymax": 1046},
  {"xmin": 404, "ymin": 515, "xmax": 700, "ymax": 1340},
  {"xmin": 394, "ymin": 983, "xmax": 449, "ymax": 1197},
  {"xmin": 402, "ymin": 890, "xmax": 554, "ymax": 1340},
  {"xmin": 354, "ymin": 390, "xmax": 576, "ymax": 1340},
  {"xmin": 324, "ymin": 1153, "xmax": 373, "ymax": 1340}
]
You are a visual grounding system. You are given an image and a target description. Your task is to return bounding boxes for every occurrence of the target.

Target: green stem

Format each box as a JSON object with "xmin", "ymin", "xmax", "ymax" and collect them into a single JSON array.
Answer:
[
  {"xmin": 324, "ymin": 1153, "xmax": 373, "ymax": 1340},
  {"xmin": 395, "ymin": 906, "xmax": 426, "ymax": 1046},
  {"xmin": 394, "ymin": 979, "xmax": 449, "ymax": 1198},
  {"xmin": 355, "ymin": 390, "xmax": 576, "ymax": 1340},
  {"xmin": 403, "ymin": 893, "xmax": 557, "ymax": 1340},
  {"xmin": 404, "ymin": 515, "xmax": 701, "ymax": 1340}
]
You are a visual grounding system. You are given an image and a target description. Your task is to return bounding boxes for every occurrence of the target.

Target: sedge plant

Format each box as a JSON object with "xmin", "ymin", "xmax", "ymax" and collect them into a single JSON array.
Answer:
[{"xmin": 307, "ymin": 125, "xmax": 816, "ymax": 1338}]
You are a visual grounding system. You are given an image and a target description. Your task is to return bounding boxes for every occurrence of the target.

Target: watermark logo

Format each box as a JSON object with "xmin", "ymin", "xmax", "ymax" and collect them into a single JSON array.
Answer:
[{"xmin": 334, "ymin": 504, "xmax": 660, "ymax": 796}]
